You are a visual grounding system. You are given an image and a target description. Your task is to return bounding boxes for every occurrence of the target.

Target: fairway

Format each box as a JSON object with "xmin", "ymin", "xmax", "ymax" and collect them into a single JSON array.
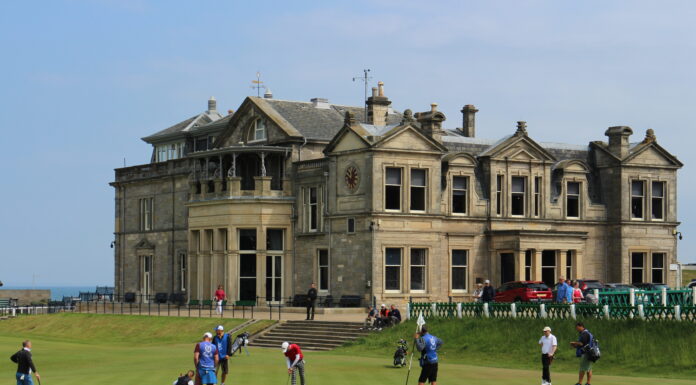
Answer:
[{"xmin": 1, "ymin": 315, "xmax": 693, "ymax": 385}]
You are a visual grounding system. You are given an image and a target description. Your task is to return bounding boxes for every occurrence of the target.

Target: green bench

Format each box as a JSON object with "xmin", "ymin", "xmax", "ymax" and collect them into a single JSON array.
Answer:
[
  {"xmin": 0, "ymin": 299, "xmax": 9, "ymax": 308},
  {"xmin": 235, "ymin": 300, "xmax": 256, "ymax": 306}
]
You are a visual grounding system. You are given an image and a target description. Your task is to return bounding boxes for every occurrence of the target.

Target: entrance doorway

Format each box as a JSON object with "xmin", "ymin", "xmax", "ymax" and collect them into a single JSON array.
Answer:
[
  {"xmin": 500, "ymin": 253, "xmax": 515, "ymax": 284},
  {"xmin": 141, "ymin": 255, "xmax": 153, "ymax": 303},
  {"xmin": 541, "ymin": 250, "xmax": 557, "ymax": 287},
  {"xmin": 239, "ymin": 254, "xmax": 257, "ymax": 301},
  {"xmin": 265, "ymin": 255, "xmax": 282, "ymax": 302}
]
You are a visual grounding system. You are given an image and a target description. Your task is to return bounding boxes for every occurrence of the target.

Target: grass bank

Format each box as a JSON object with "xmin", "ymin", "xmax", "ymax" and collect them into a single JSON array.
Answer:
[
  {"xmin": 338, "ymin": 318, "xmax": 696, "ymax": 379},
  {"xmin": 683, "ymin": 269, "xmax": 696, "ymax": 284},
  {"xmin": 0, "ymin": 313, "xmax": 274, "ymax": 345}
]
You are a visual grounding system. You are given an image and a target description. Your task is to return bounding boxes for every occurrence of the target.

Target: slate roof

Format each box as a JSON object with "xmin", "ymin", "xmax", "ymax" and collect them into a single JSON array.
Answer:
[
  {"xmin": 142, "ymin": 109, "xmax": 225, "ymax": 143},
  {"xmin": 260, "ymin": 98, "xmax": 402, "ymax": 141}
]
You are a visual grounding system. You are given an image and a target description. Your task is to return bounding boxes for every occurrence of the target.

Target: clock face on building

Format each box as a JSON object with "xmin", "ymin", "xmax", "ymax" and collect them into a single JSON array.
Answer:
[{"xmin": 344, "ymin": 165, "xmax": 360, "ymax": 191}]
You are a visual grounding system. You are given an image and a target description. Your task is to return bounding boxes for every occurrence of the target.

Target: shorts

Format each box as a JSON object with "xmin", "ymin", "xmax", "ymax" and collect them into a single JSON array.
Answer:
[
  {"xmin": 579, "ymin": 354, "xmax": 593, "ymax": 372},
  {"xmin": 198, "ymin": 367, "xmax": 217, "ymax": 384},
  {"xmin": 16, "ymin": 373, "xmax": 34, "ymax": 385},
  {"xmin": 218, "ymin": 359, "xmax": 229, "ymax": 374},
  {"xmin": 418, "ymin": 363, "xmax": 438, "ymax": 383}
]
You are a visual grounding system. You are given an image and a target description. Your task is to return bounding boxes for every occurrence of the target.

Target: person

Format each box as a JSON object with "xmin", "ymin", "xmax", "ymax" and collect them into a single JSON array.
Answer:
[
  {"xmin": 364, "ymin": 306, "xmax": 377, "ymax": 329},
  {"xmin": 415, "ymin": 325, "xmax": 443, "ymax": 385},
  {"xmin": 378, "ymin": 304, "xmax": 391, "ymax": 327},
  {"xmin": 570, "ymin": 322, "xmax": 594, "ymax": 385},
  {"xmin": 538, "ymin": 326, "xmax": 558, "ymax": 385},
  {"xmin": 194, "ymin": 332, "xmax": 219, "ymax": 385},
  {"xmin": 173, "ymin": 370, "xmax": 195, "ymax": 385},
  {"xmin": 306, "ymin": 283, "xmax": 317, "ymax": 320},
  {"xmin": 572, "ymin": 282, "xmax": 584, "ymax": 304},
  {"xmin": 10, "ymin": 340, "xmax": 40, "ymax": 385},
  {"xmin": 282, "ymin": 341, "xmax": 305, "ymax": 385},
  {"xmin": 214, "ymin": 285, "xmax": 226, "ymax": 315},
  {"xmin": 212, "ymin": 325, "xmax": 232, "ymax": 385},
  {"xmin": 389, "ymin": 305, "xmax": 402, "ymax": 325},
  {"xmin": 556, "ymin": 277, "xmax": 572, "ymax": 303},
  {"xmin": 481, "ymin": 280, "xmax": 496, "ymax": 302},
  {"xmin": 473, "ymin": 283, "xmax": 483, "ymax": 302}
]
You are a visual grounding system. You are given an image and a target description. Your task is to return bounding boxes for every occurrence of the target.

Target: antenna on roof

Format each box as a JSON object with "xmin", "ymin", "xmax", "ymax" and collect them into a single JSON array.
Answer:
[
  {"xmin": 250, "ymin": 71, "xmax": 266, "ymax": 97},
  {"xmin": 353, "ymin": 69, "xmax": 372, "ymax": 121}
]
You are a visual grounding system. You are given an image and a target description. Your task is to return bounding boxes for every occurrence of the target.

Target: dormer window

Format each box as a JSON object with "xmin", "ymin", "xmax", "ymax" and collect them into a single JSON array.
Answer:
[{"xmin": 253, "ymin": 119, "xmax": 267, "ymax": 141}]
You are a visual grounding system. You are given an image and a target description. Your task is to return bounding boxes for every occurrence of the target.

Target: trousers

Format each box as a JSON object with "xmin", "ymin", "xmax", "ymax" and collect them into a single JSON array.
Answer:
[{"xmin": 541, "ymin": 353, "xmax": 552, "ymax": 382}]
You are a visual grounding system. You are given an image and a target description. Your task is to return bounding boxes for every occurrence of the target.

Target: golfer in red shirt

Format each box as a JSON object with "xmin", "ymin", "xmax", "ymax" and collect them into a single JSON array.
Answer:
[{"xmin": 282, "ymin": 341, "xmax": 305, "ymax": 385}]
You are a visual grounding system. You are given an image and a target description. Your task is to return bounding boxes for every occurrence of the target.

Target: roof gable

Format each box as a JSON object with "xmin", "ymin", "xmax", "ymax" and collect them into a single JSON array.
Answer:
[
  {"xmin": 373, "ymin": 124, "xmax": 447, "ymax": 152},
  {"xmin": 625, "ymin": 142, "xmax": 683, "ymax": 168},
  {"xmin": 480, "ymin": 130, "xmax": 556, "ymax": 162}
]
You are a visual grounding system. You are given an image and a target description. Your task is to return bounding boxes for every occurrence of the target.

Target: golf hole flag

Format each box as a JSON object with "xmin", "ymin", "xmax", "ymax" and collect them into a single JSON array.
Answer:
[
  {"xmin": 405, "ymin": 311, "xmax": 427, "ymax": 385},
  {"xmin": 416, "ymin": 311, "xmax": 425, "ymax": 333}
]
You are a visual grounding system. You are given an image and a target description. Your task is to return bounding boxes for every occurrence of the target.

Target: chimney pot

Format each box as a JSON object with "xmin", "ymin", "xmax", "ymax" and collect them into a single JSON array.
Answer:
[
  {"xmin": 371, "ymin": 87, "xmax": 378, "ymax": 97},
  {"xmin": 378, "ymin": 81, "xmax": 384, "ymax": 97},
  {"xmin": 460, "ymin": 104, "xmax": 478, "ymax": 137},
  {"xmin": 263, "ymin": 88, "xmax": 273, "ymax": 99},
  {"xmin": 208, "ymin": 96, "xmax": 217, "ymax": 112},
  {"xmin": 431, "ymin": 103, "xmax": 438, "ymax": 112}
]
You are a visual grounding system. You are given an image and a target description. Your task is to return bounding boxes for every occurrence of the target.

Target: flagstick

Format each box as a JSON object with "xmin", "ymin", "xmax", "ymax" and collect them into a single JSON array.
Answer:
[{"xmin": 405, "ymin": 312, "xmax": 425, "ymax": 385}]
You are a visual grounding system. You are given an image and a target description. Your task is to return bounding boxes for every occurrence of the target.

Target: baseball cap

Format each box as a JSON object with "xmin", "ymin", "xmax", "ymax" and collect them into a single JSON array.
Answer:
[
  {"xmin": 484, "ymin": 280, "xmax": 490, "ymax": 284},
  {"xmin": 216, "ymin": 325, "xmax": 224, "ymax": 331},
  {"xmin": 281, "ymin": 341, "xmax": 289, "ymax": 352},
  {"xmin": 543, "ymin": 326, "xmax": 551, "ymax": 332},
  {"xmin": 381, "ymin": 304, "xmax": 386, "ymax": 307},
  {"xmin": 204, "ymin": 332, "xmax": 213, "ymax": 339}
]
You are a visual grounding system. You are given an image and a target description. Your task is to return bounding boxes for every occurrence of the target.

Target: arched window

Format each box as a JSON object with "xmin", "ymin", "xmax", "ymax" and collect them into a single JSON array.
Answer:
[{"xmin": 252, "ymin": 119, "xmax": 266, "ymax": 141}]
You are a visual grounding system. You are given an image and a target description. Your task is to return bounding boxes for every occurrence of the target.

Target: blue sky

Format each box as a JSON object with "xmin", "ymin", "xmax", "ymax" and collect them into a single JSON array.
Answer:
[{"xmin": 1, "ymin": 1, "xmax": 695, "ymax": 286}]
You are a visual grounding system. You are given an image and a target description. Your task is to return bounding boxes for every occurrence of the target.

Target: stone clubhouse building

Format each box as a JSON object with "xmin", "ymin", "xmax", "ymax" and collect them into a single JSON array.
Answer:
[{"xmin": 111, "ymin": 82, "xmax": 683, "ymax": 305}]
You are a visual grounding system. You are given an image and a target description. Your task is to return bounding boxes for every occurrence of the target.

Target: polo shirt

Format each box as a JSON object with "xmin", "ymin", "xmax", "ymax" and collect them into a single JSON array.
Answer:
[{"xmin": 539, "ymin": 334, "xmax": 558, "ymax": 354}]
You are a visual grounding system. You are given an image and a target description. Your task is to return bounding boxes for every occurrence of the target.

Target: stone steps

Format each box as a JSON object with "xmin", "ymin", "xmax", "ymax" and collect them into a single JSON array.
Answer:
[{"xmin": 250, "ymin": 320, "xmax": 369, "ymax": 351}]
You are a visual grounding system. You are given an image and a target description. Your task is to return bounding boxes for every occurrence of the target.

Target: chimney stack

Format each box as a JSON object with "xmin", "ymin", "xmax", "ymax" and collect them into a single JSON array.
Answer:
[
  {"xmin": 208, "ymin": 96, "xmax": 217, "ymax": 113},
  {"xmin": 460, "ymin": 104, "xmax": 478, "ymax": 137},
  {"xmin": 415, "ymin": 102, "xmax": 446, "ymax": 143},
  {"xmin": 366, "ymin": 81, "xmax": 391, "ymax": 126},
  {"xmin": 605, "ymin": 126, "xmax": 633, "ymax": 158}
]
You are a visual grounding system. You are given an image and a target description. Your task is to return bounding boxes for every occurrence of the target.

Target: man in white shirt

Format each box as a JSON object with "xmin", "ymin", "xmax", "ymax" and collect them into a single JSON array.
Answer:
[{"xmin": 538, "ymin": 326, "xmax": 558, "ymax": 385}]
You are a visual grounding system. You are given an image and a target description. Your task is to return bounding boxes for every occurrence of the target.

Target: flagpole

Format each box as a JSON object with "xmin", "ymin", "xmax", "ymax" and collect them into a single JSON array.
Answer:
[{"xmin": 405, "ymin": 312, "xmax": 425, "ymax": 385}]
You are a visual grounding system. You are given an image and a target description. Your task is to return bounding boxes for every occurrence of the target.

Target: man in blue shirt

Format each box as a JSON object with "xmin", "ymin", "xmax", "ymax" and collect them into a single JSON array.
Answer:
[
  {"xmin": 556, "ymin": 277, "xmax": 573, "ymax": 303},
  {"xmin": 212, "ymin": 325, "xmax": 232, "ymax": 385},
  {"xmin": 415, "ymin": 325, "xmax": 443, "ymax": 385},
  {"xmin": 194, "ymin": 332, "xmax": 218, "ymax": 385}
]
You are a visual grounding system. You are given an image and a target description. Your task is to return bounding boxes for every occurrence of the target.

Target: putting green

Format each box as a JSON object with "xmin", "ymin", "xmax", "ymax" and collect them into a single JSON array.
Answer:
[{"xmin": 1, "ymin": 335, "xmax": 693, "ymax": 385}]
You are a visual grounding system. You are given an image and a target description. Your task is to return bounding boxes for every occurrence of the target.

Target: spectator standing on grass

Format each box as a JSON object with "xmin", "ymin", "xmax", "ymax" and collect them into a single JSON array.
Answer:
[
  {"xmin": 481, "ymin": 280, "xmax": 496, "ymax": 302},
  {"xmin": 538, "ymin": 326, "xmax": 557, "ymax": 385},
  {"xmin": 556, "ymin": 277, "xmax": 572, "ymax": 303},
  {"xmin": 282, "ymin": 342, "xmax": 306, "ymax": 385},
  {"xmin": 473, "ymin": 283, "xmax": 483, "ymax": 302},
  {"xmin": 390, "ymin": 304, "xmax": 402, "ymax": 325},
  {"xmin": 194, "ymin": 332, "xmax": 219, "ymax": 385},
  {"xmin": 306, "ymin": 283, "xmax": 317, "ymax": 320},
  {"xmin": 214, "ymin": 285, "xmax": 226, "ymax": 315},
  {"xmin": 415, "ymin": 325, "xmax": 443, "ymax": 385},
  {"xmin": 572, "ymin": 282, "xmax": 584, "ymax": 303},
  {"xmin": 570, "ymin": 322, "xmax": 594, "ymax": 385},
  {"xmin": 174, "ymin": 370, "xmax": 195, "ymax": 385},
  {"xmin": 213, "ymin": 325, "xmax": 232, "ymax": 385},
  {"xmin": 10, "ymin": 340, "xmax": 40, "ymax": 385}
]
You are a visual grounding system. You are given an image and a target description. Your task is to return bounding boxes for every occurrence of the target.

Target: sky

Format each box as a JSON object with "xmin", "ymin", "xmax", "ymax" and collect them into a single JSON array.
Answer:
[{"xmin": 1, "ymin": 0, "xmax": 695, "ymax": 286}]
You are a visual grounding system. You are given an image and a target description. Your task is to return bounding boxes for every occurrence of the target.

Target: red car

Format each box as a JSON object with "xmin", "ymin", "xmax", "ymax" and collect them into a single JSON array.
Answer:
[{"xmin": 494, "ymin": 281, "xmax": 553, "ymax": 303}]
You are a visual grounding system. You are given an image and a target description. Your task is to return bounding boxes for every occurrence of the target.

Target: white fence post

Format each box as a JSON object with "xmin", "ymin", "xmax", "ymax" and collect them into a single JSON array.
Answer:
[
  {"xmin": 570, "ymin": 303, "xmax": 577, "ymax": 320},
  {"xmin": 11, "ymin": 308, "xmax": 16, "ymax": 317},
  {"xmin": 431, "ymin": 303, "xmax": 437, "ymax": 317},
  {"xmin": 661, "ymin": 287, "xmax": 667, "ymax": 306},
  {"xmin": 456, "ymin": 303, "xmax": 462, "ymax": 319},
  {"xmin": 405, "ymin": 303, "xmax": 411, "ymax": 320},
  {"xmin": 692, "ymin": 287, "xmax": 696, "ymax": 306},
  {"xmin": 629, "ymin": 288, "xmax": 635, "ymax": 306},
  {"xmin": 603, "ymin": 305, "xmax": 610, "ymax": 319},
  {"xmin": 483, "ymin": 303, "xmax": 490, "ymax": 318},
  {"xmin": 594, "ymin": 289, "xmax": 599, "ymax": 303},
  {"xmin": 511, "ymin": 303, "xmax": 517, "ymax": 318},
  {"xmin": 638, "ymin": 304, "xmax": 645, "ymax": 319},
  {"xmin": 540, "ymin": 304, "xmax": 547, "ymax": 319},
  {"xmin": 674, "ymin": 305, "xmax": 681, "ymax": 321}
]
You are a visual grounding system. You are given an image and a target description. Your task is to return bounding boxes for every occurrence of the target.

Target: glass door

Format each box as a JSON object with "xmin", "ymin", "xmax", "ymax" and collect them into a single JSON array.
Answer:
[
  {"xmin": 266, "ymin": 255, "xmax": 282, "ymax": 303},
  {"xmin": 239, "ymin": 254, "xmax": 257, "ymax": 302}
]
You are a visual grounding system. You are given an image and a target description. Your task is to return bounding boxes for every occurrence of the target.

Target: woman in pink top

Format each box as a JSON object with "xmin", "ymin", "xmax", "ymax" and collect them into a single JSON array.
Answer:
[
  {"xmin": 214, "ymin": 285, "xmax": 226, "ymax": 314},
  {"xmin": 572, "ymin": 282, "xmax": 584, "ymax": 303}
]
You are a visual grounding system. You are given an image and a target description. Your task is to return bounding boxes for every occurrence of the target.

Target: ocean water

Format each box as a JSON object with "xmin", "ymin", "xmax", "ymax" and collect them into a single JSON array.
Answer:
[{"xmin": 0, "ymin": 286, "xmax": 97, "ymax": 300}]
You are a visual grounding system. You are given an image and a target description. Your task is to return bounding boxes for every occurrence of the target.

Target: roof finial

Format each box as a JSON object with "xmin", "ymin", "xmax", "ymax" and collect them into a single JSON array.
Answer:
[
  {"xmin": 516, "ymin": 121, "xmax": 528, "ymax": 135},
  {"xmin": 401, "ymin": 109, "xmax": 415, "ymax": 124},
  {"xmin": 642, "ymin": 128, "xmax": 656, "ymax": 144}
]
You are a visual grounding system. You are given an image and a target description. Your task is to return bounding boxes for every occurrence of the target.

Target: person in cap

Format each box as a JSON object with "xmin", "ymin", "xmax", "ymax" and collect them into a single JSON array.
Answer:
[
  {"xmin": 212, "ymin": 325, "xmax": 232, "ymax": 385},
  {"xmin": 282, "ymin": 341, "xmax": 305, "ymax": 385},
  {"xmin": 173, "ymin": 370, "xmax": 195, "ymax": 385},
  {"xmin": 378, "ymin": 303, "xmax": 391, "ymax": 328},
  {"xmin": 538, "ymin": 326, "xmax": 558, "ymax": 385},
  {"xmin": 415, "ymin": 325, "xmax": 443, "ymax": 385},
  {"xmin": 481, "ymin": 280, "xmax": 496, "ymax": 302},
  {"xmin": 10, "ymin": 340, "xmax": 40, "ymax": 385},
  {"xmin": 194, "ymin": 332, "xmax": 218, "ymax": 385}
]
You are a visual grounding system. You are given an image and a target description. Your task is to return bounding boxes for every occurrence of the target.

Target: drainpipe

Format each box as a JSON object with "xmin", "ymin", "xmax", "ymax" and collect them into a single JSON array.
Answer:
[{"xmin": 324, "ymin": 170, "xmax": 332, "ymax": 295}]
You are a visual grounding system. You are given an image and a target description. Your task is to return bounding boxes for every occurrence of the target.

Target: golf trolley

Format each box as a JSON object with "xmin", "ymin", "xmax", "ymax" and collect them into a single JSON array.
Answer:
[
  {"xmin": 230, "ymin": 331, "xmax": 250, "ymax": 356},
  {"xmin": 393, "ymin": 339, "xmax": 408, "ymax": 367}
]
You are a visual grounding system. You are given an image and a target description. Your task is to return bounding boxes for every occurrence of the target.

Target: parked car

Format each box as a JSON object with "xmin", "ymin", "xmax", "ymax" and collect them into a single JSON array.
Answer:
[
  {"xmin": 576, "ymin": 279, "xmax": 606, "ymax": 295},
  {"xmin": 494, "ymin": 281, "xmax": 553, "ymax": 303},
  {"xmin": 602, "ymin": 283, "xmax": 638, "ymax": 292},
  {"xmin": 633, "ymin": 283, "xmax": 670, "ymax": 291}
]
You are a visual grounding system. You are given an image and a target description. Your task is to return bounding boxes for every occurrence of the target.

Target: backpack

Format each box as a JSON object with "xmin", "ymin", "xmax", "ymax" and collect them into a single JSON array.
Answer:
[{"xmin": 582, "ymin": 331, "xmax": 601, "ymax": 362}]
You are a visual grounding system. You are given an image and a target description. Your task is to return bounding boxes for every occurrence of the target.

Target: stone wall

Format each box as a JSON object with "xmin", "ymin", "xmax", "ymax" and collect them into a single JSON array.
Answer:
[{"xmin": 0, "ymin": 290, "xmax": 51, "ymax": 305}]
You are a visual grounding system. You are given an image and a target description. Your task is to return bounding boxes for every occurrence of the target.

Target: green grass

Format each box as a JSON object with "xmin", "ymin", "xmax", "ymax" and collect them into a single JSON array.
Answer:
[
  {"xmin": 683, "ymin": 269, "xmax": 696, "ymax": 285},
  {"xmin": 339, "ymin": 318, "xmax": 696, "ymax": 379},
  {"xmin": 0, "ymin": 314, "xmax": 694, "ymax": 385}
]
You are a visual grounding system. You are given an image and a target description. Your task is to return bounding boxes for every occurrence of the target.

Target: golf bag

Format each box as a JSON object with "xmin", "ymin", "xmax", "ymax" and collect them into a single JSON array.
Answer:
[
  {"xmin": 230, "ymin": 331, "xmax": 250, "ymax": 356},
  {"xmin": 393, "ymin": 339, "xmax": 408, "ymax": 367},
  {"xmin": 582, "ymin": 333, "xmax": 601, "ymax": 362}
]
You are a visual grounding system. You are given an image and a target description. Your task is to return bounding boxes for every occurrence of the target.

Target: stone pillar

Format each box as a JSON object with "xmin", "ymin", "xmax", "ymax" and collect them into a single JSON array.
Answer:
[
  {"xmin": 214, "ymin": 179, "xmax": 223, "ymax": 196},
  {"xmin": 533, "ymin": 250, "xmax": 542, "ymax": 281},
  {"xmin": 515, "ymin": 250, "xmax": 525, "ymax": 281},
  {"xmin": 227, "ymin": 177, "xmax": 241, "ymax": 197},
  {"xmin": 255, "ymin": 176, "xmax": 272, "ymax": 195},
  {"xmin": 558, "ymin": 250, "xmax": 568, "ymax": 280},
  {"xmin": 574, "ymin": 250, "xmax": 584, "ymax": 279}
]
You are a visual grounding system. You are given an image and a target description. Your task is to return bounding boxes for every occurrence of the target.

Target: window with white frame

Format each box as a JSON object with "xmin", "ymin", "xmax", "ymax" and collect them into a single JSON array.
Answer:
[
  {"xmin": 511, "ymin": 176, "xmax": 526, "ymax": 216},
  {"xmin": 452, "ymin": 176, "xmax": 468, "ymax": 214},
  {"xmin": 631, "ymin": 180, "xmax": 645, "ymax": 219},
  {"xmin": 253, "ymin": 119, "xmax": 266, "ymax": 141},
  {"xmin": 451, "ymin": 250, "xmax": 468, "ymax": 291},
  {"xmin": 410, "ymin": 248, "xmax": 427, "ymax": 291},
  {"xmin": 385, "ymin": 248, "xmax": 402, "ymax": 291},
  {"xmin": 410, "ymin": 169, "xmax": 427, "ymax": 211},
  {"xmin": 566, "ymin": 182, "xmax": 580, "ymax": 218},
  {"xmin": 496, "ymin": 175, "xmax": 503, "ymax": 216},
  {"xmin": 651, "ymin": 253, "xmax": 665, "ymax": 283},
  {"xmin": 318, "ymin": 249, "xmax": 329, "ymax": 291},
  {"xmin": 534, "ymin": 177, "xmax": 541, "ymax": 217},
  {"xmin": 385, "ymin": 167, "xmax": 402, "ymax": 211},
  {"xmin": 139, "ymin": 197, "xmax": 153, "ymax": 231},
  {"xmin": 631, "ymin": 252, "xmax": 645, "ymax": 284},
  {"xmin": 179, "ymin": 252, "xmax": 187, "ymax": 291},
  {"xmin": 652, "ymin": 181, "xmax": 665, "ymax": 220}
]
